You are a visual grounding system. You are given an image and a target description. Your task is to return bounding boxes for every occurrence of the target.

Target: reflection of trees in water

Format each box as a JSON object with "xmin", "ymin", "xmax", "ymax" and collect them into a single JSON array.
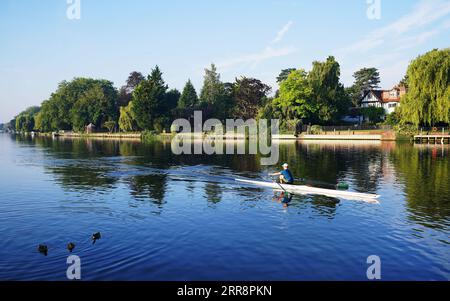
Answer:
[
  {"xmin": 49, "ymin": 165, "xmax": 117, "ymax": 190},
  {"xmin": 204, "ymin": 182, "xmax": 223, "ymax": 204},
  {"xmin": 128, "ymin": 174, "xmax": 167, "ymax": 208},
  {"xmin": 278, "ymin": 142, "xmax": 385, "ymax": 193},
  {"xmin": 30, "ymin": 137, "xmax": 119, "ymax": 190},
  {"xmin": 119, "ymin": 140, "xmax": 261, "ymax": 173},
  {"xmin": 346, "ymin": 151, "xmax": 384, "ymax": 193},
  {"xmin": 32, "ymin": 136, "xmax": 122, "ymax": 158},
  {"xmin": 309, "ymin": 196, "xmax": 340, "ymax": 218},
  {"xmin": 284, "ymin": 194, "xmax": 340, "ymax": 219},
  {"xmin": 22, "ymin": 137, "xmax": 450, "ymax": 226},
  {"xmin": 391, "ymin": 143, "xmax": 450, "ymax": 226}
]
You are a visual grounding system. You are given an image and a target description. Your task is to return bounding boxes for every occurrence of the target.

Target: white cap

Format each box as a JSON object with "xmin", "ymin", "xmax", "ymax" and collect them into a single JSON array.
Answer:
[{"xmin": 282, "ymin": 163, "xmax": 289, "ymax": 167}]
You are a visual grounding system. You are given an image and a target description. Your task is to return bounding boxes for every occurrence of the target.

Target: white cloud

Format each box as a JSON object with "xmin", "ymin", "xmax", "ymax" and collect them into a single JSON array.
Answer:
[
  {"xmin": 271, "ymin": 21, "xmax": 293, "ymax": 44},
  {"xmin": 217, "ymin": 46, "xmax": 296, "ymax": 70},
  {"xmin": 338, "ymin": 0, "xmax": 450, "ymax": 88},
  {"xmin": 394, "ymin": 29, "xmax": 441, "ymax": 51},
  {"xmin": 338, "ymin": 0, "xmax": 450, "ymax": 55},
  {"xmin": 216, "ymin": 21, "xmax": 296, "ymax": 70}
]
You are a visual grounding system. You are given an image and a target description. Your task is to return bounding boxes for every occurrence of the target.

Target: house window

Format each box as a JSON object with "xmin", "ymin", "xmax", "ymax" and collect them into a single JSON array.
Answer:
[
  {"xmin": 388, "ymin": 103, "xmax": 397, "ymax": 108},
  {"xmin": 390, "ymin": 90, "xmax": 398, "ymax": 98}
]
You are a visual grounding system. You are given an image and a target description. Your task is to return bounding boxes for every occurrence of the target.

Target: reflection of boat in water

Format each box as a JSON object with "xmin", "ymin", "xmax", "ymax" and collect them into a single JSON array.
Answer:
[{"xmin": 236, "ymin": 179, "xmax": 380, "ymax": 204}]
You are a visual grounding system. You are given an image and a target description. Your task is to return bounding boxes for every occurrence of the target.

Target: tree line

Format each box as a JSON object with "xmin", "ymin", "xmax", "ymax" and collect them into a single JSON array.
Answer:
[{"xmin": 5, "ymin": 49, "xmax": 449, "ymax": 134}]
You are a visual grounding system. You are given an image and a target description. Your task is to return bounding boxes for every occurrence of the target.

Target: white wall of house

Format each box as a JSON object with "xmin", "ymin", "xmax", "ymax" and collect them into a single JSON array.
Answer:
[
  {"xmin": 383, "ymin": 102, "xmax": 399, "ymax": 114},
  {"xmin": 361, "ymin": 92, "xmax": 399, "ymax": 114}
]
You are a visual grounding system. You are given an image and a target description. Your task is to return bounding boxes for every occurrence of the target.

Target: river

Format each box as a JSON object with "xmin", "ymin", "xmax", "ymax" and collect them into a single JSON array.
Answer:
[{"xmin": 0, "ymin": 134, "xmax": 448, "ymax": 280}]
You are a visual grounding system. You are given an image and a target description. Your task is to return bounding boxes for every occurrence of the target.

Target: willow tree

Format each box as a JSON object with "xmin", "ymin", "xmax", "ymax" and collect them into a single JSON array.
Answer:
[
  {"xmin": 119, "ymin": 101, "xmax": 138, "ymax": 132},
  {"xmin": 400, "ymin": 49, "xmax": 450, "ymax": 126},
  {"xmin": 308, "ymin": 56, "xmax": 350, "ymax": 124}
]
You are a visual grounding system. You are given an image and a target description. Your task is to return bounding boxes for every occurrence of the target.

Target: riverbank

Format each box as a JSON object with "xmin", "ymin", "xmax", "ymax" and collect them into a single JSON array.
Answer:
[
  {"xmin": 59, "ymin": 132, "xmax": 143, "ymax": 140},
  {"xmin": 274, "ymin": 130, "xmax": 400, "ymax": 141},
  {"xmin": 15, "ymin": 129, "xmax": 415, "ymax": 141}
]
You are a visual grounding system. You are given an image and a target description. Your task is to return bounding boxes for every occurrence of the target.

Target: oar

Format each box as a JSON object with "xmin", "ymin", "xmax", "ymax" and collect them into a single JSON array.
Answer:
[{"xmin": 268, "ymin": 175, "xmax": 287, "ymax": 193}]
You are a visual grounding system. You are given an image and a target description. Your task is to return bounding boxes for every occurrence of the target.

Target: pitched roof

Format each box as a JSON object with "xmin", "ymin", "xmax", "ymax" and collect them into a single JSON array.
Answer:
[
  {"xmin": 361, "ymin": 89, "xmax": 403, "ymax": 103},
  {"xmin": 361, "ymin": 90, "xmax": 383, "ymax": 102}
]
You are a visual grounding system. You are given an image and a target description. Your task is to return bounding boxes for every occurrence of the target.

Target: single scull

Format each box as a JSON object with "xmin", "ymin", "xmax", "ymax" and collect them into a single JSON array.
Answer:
[{"xmin": 235, "ymin": 179, "xmax": 380, "ymax": 204}]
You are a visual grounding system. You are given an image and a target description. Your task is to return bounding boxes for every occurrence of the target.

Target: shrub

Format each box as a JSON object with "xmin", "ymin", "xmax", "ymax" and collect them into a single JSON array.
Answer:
[
  {"xmin": 361, "ymin": 107, "xmax": 385, "ymax": 124},
  {"xmin": 394, "ymin": 124, "xmax": 417, "ymax": 136},
  {"xmin": 310, "ymin": 125, "xmax": 323, "ymax": 134},
  {"xmin": 141, "ymin": 130, "xmax": 159, "ymax": 143},
  {"xmin": 170, "ymin": 123, "xmax": 179, "ymax": 133},
  {"xmin": 103, "ymin": 121, "xmax": 116, "ymax": 133},
  {"xmin": 384, "ymin": 112, "xmax": 400, "ymax": 126},
  {"xmin": 153, "ymin": 117, "xmax": 168, "ymax": 134}
]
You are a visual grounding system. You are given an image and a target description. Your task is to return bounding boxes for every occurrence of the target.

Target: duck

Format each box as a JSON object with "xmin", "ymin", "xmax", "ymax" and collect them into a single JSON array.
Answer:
[
  {"xmin": 67, "ymin": 242, "xmax": 76, "ymax": 252},
  {"xmin": 92, "ymin": 232, "xmax": 101, "ymax": 241},
  {"xmin": 38, "ymin": 244, "xmax": 48, "ymax": 255}
]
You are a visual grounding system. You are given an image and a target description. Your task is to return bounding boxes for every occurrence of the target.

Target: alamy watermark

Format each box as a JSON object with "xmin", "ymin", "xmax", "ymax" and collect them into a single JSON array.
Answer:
[
  {"xmin": 366, "ymin": 0, "xmax": 381, "ymax": 20},
  {"xmin": 366, "ymin": 255, "xmax": 381, "ymax": 280},
  {"xmin": 66, "ymin": 0, "xmax": 81, "ymax": 20},
  {"xmin": 171, "ymin": 111, "xmax": 280, "ymax": 166},
  {"xmin": 67, "ymin": 255, "xmax": 81, "ymax": 280}
]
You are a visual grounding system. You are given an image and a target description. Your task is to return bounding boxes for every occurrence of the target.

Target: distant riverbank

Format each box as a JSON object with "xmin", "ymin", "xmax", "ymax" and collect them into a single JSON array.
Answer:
[{"xmin": 11, "ymin": 129, "xmax": 416, "ymax": 141}]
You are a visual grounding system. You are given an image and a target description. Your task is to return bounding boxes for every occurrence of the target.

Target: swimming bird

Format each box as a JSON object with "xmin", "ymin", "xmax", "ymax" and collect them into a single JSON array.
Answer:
[
  {"xmin": 92, "ymin": 232, "xmax": 101, "ymax": 242},
  {"xmin": 67, "ymin": 242, "xmax": 75, "ymax": 252},
  {"xmin": 38, "ymin": 244, "xmax": 48, "ymax": 255}
]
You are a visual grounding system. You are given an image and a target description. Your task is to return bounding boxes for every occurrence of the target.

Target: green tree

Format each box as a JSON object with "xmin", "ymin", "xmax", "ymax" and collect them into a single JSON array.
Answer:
[
  {"xmin": 178, "ymin": 80, "xmax": 198, "ymax": 110},
  {"xmin": 200, "ymin": 64, "xmax": 222, "ymax": 106},
  {"xmin": 8, "ymin": 118, "xmax": 16, "ymax": 131},
  {"xmin": 132, "ymin": 66, "xmax": 168, "ymax": 130},
  {"xmin": 164, "ymin": 89, "xmax": 181, "ymax": 117},
  {"xmin": 69, "ymin": 79, "xmax": 119, "ymax": 132},
  {"xmin": 35, "ymin": 99, "xmax": 59, "ymax": 132},
  {"xmin": 361, "ymin": 107, "xmax": 385, "ymax": 124},
  {"xmin": 257, "ymin": 97, "xmax": 276, "ymax": 120},
  {"xmin": 35, "ymin": 78, "xmax": 118, "ymax": 132},
  {"xmin": 349, "ymin": 67, "xmax": 381, "ymax": 106},
  {"xmin": 103, "ymin": 120, "xmax": 116, "ymax": 133},
  {"xmin": 272, "ymin": 69, "xmax": 314, "ymax": 124},
  {"xmin": 308, "ymin": 56, "xmax": 350, "ymax": 124},
  {"xmin": 118, "ymin": 71, "xmax": 145, "ymax": 107},
  {"xmin": 199, "ymin": 64, "xmax": 233, "ymax": 119},
  {"xmin": 119, "ymin": 101, "xmax": 138, "ymax": 132},
  {"xmin": 399, "ymin": 74, "xmax": 409, "ymax": 89},
  {"xmin": 233, "ymin": 77, "xmax": 271, "ymax": 120},
  {"xmin": 384, "ymin": 111, "xmax": 401, "ymax": 126},
  {"xmin": 15, "ymin": 106, "xmax": 40, "ymax": 132},
  {"xmin": 399, "ymin": 49, "xmax": 450, "ymax": 126},
  {"xmin": 276, "ymin": 68, "xmax": 296, "ymax": 83}
]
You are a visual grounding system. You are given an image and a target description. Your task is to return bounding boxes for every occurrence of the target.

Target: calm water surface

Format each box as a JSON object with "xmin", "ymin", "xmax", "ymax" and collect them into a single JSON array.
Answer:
[{"xmin": 0, "ymin": 134, "xmax": 449, "ymax": 280}]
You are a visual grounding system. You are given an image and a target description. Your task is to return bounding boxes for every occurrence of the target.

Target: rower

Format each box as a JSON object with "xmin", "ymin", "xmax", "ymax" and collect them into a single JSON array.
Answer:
[{"xmin": 269, "ymin": 163, "xmax": 294, "ymax": 184}]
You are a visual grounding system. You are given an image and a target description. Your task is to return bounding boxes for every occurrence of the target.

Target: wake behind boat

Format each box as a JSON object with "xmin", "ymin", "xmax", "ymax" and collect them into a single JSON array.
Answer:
[{"xmin": 236, "ymin": 179, "xmax": 380, "ymax": 204}]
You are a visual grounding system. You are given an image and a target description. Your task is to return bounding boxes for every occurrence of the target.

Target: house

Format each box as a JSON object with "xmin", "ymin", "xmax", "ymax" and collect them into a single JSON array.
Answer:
[{"xmin": 360, "ymin": 85, "xmax": 406, "ymax": 114}]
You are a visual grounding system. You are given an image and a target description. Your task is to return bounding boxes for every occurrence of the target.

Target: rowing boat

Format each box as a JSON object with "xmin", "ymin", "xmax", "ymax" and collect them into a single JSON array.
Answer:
[{"xmin": 235, "ymin": 179, "xmax": 380, "ymax": 204}]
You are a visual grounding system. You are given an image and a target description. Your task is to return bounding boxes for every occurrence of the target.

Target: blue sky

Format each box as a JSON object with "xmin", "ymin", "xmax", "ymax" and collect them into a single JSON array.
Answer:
[{"xmin": 1, "ymin": 0, "xmax": 449, "ymax": 122}]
